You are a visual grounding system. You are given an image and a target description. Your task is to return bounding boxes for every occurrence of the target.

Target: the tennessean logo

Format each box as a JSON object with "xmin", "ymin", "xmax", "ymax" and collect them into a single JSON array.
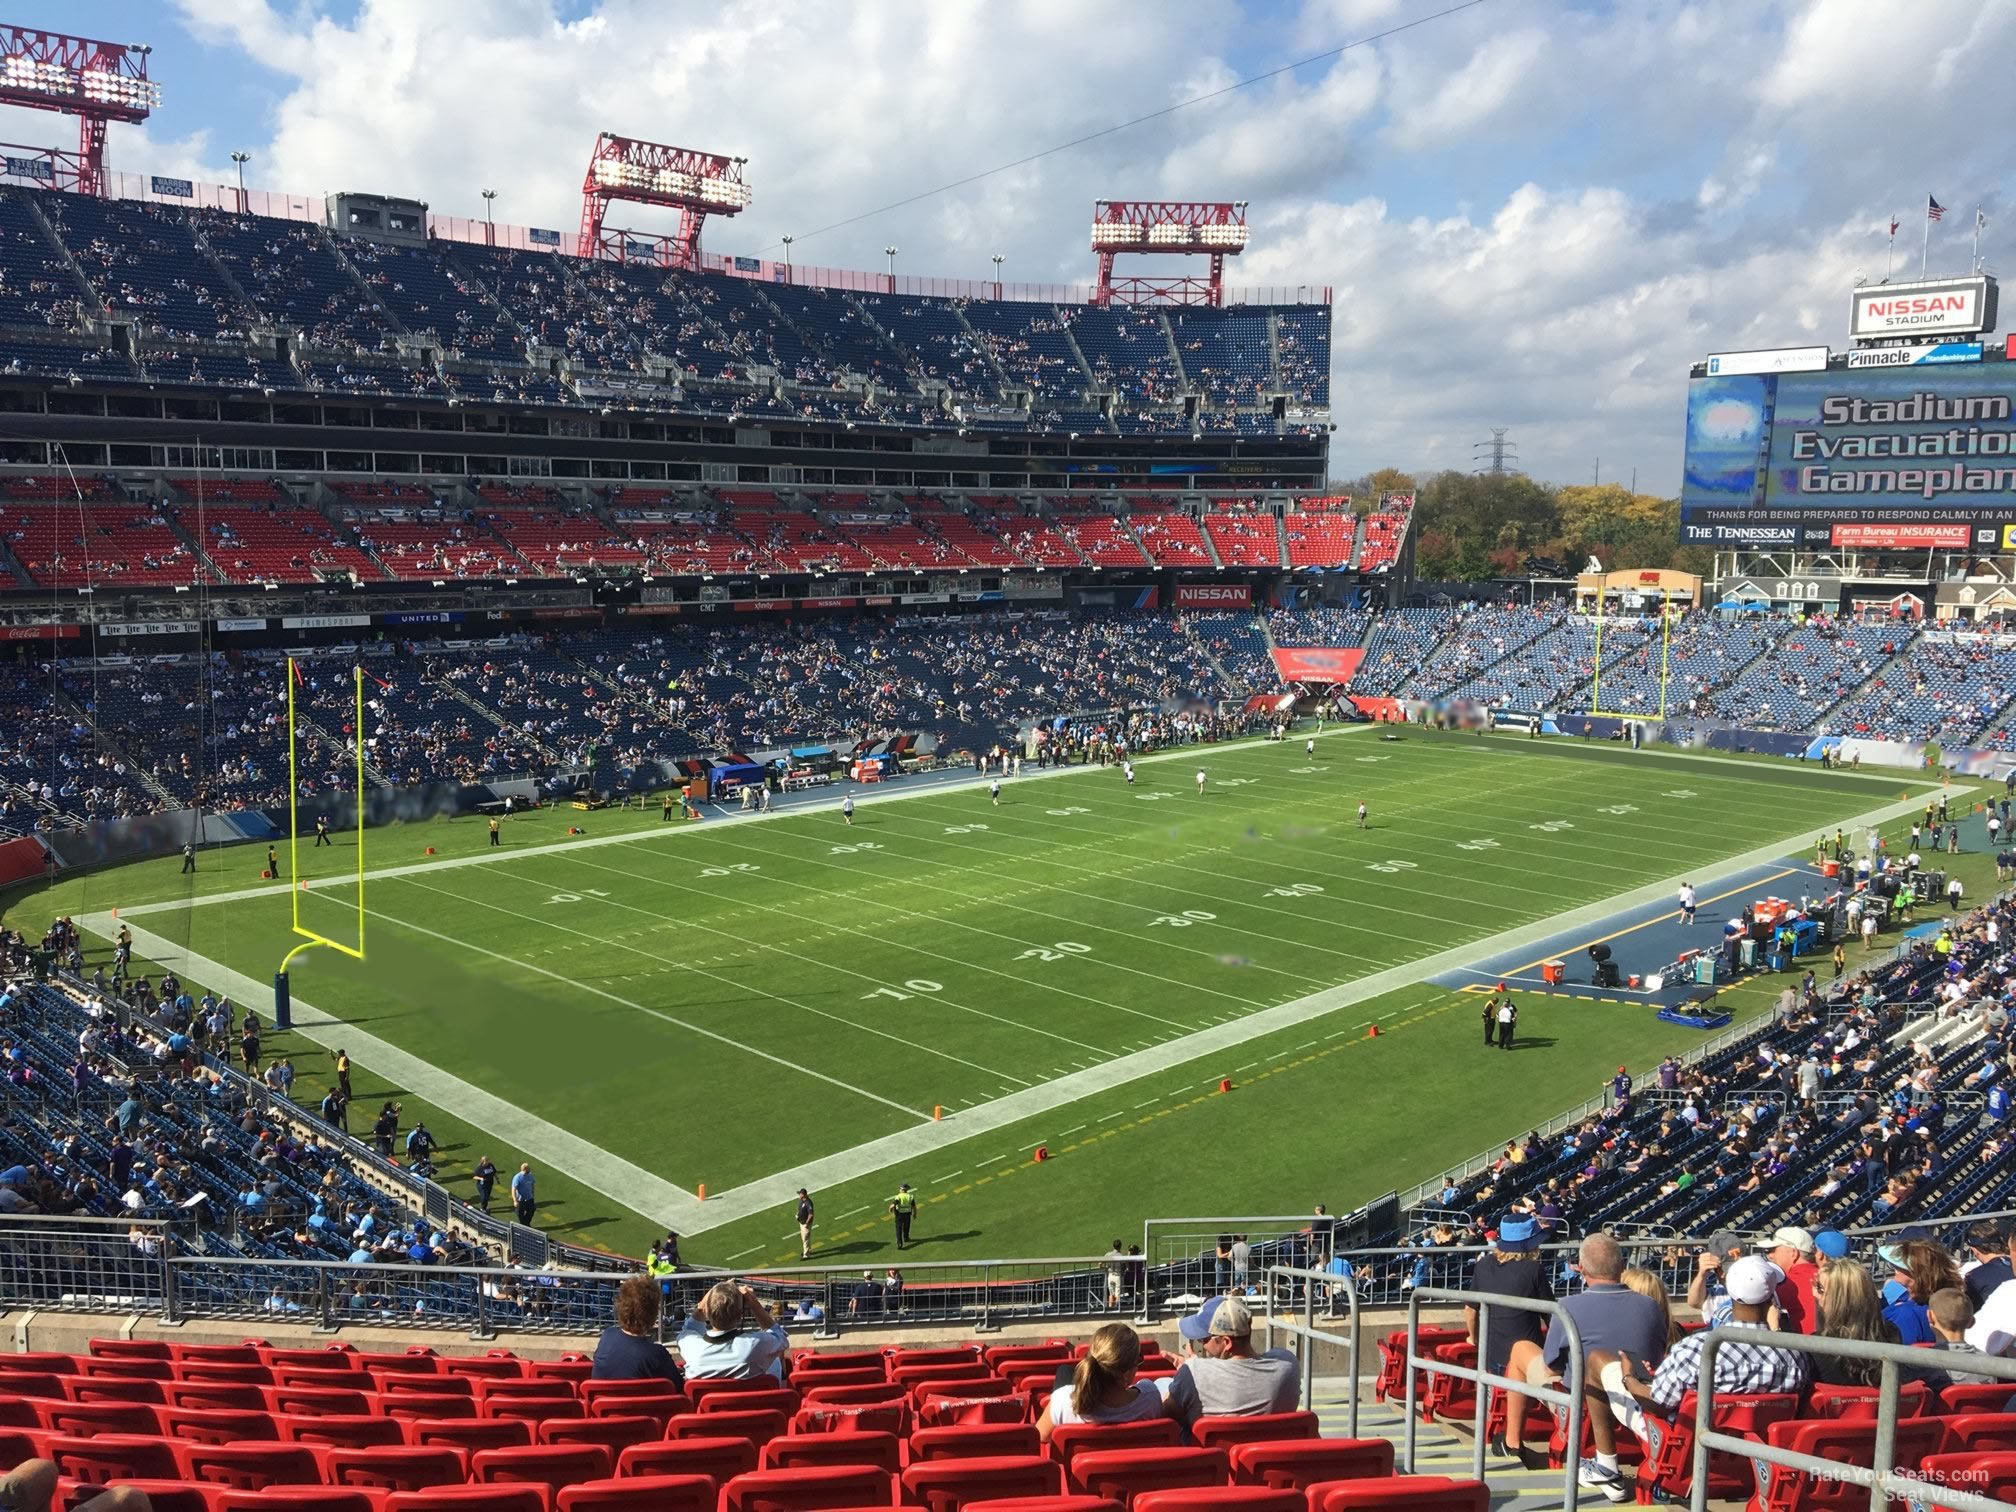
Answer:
[{"xmin": 1691, "ymin": 524, "xmax": 1798, "ymax": 544}]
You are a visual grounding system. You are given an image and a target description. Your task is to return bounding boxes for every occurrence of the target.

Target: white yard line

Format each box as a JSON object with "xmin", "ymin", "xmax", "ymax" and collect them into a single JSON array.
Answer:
[{"xmin": 74, "ymin": 911, "xmax": 698, "ymax": 1230}]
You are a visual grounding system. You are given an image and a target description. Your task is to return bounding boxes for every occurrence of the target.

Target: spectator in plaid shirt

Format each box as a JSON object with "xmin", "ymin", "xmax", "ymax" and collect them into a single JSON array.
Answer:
[{"xmin": 1576, "ymin": 1255, "xmax": 1809, "ymax": 1502}]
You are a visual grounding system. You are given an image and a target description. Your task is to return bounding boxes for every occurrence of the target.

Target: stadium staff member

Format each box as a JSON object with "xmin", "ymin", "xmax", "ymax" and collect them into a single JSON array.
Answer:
[
  {"xmin": 888, "ymin": 1183, "xmax": 918, "ymax": 1249},
  {"xmin": 1165, "ymin": 1295, "xmax": 1300, "ymax": 1427}
]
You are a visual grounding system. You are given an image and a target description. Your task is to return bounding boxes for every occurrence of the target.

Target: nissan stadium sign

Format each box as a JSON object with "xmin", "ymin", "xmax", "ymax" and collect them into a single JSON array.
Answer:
[{"xmin": 1849, "ymin": 275, "xmax": 1996, "ymax": 341}]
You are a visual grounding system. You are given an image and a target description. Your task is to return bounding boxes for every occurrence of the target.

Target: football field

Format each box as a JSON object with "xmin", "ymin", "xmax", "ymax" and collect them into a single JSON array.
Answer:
[{"xmin": 14, "ymin": 727, "xmax": 1963, "ymax": 1266}]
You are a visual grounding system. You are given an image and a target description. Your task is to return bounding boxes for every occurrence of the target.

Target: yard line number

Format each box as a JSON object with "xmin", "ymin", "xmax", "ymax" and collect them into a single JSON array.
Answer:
[
  {"xmin": 546, "ymin": 888, "xmax": 611, "ymax": 904},
  {"xmin": 862, "ymin": 980, "xmax": 944, "ymax": 1002},
  {"xmin": 1017, "ymin": 942, "xmax": 1095, "ymax": 964},
  {"xmin": 1148, "ymin": 910, "xmax": 1217, "ymax": 928},
  {"xmin": 1263, "ymin": 882, "xmax": 1325, "ymax": 899},
  {"xmin": 697, "ymin": 862, "xmax": 760, "ymax": 878},
  {"xmin": 829, "ymin": 842, "xmax": 885, "ymax": 854}
]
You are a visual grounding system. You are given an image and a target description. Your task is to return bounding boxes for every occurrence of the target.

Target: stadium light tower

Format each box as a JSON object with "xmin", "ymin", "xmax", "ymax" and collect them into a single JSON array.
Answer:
[
  {"xmin": 579, "ymin": 131, "xmax": 749, "ymax": 269},
  {"xmin": 0, "ymin": 24, "xmax": 158, "ymax": 197},
  {"xmin": 1091, "ymin": 199, "xmax": 1248, "ymax": 308}
]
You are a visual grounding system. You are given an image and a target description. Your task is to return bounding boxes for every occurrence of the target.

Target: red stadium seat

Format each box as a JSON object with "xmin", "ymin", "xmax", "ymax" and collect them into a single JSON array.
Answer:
[
  {"xmin": 720, "ymin": 1465, "xmax": 897, "ymax": 1512},
  {"xmin": 1133, "ymin": 1489, "xmax": 1303, "ymax": 1512},
  {"xmin": 485, "ymin": 1398, "xmax": 586, "ymax": 1425},
  {"xmin": 665, "ymin": 1409, "xmax": 787, "ymax": 1446},
  {"xmin": 167, "ymin": 1384, "xmax": 270, "ymax": 1414},
  {"xmin": 0, "ymin": 1399, "xmax": 36, "ymax": 1428},
  {"xmin": 32, "ymin": 1398, "xmax": 161, "ymax": 1436},
  {"xmin": 1632, "ymin": 1391, "xmax": 1802, "ymax": 1506},
  {"xmin": 963, "ymin": 1500, "xmax": 1119, "ymax": 1512},
  {"xmin": 374, "ymin": 1377, "xmax": 472, "ymax": 1400},
  {"xmin": 908, "ymin": 1425, "xmax": 1039, "ymax": 1461},
  {"xmin": 91, "ymin": 1339, "xmax": 173, "ymax": 1363},
  {"xmin": 903, "ymin": 1456, "xmax": 1065, "ymax": 1512},
  {"xmin": 320, "ymin": 1446, "xmax": 471, "ymax": 1492},
  {"xmin": 174, "ymin": 1443, "xmax": 324, "ymax": 1489},
  {"xmin": 47, "ymin": 1431, "xmax": 182, "ymax": 1483},
  {"xmin": 557, "ymin": 1476, "xmax": 718, "ymax": 1512},
  {"xmin": 0, "ymin": 1374, "xmax": 70, "ymax": 1401},
  {"xmin": 1068, "ymin": 1447, "xmax": 1227, "ymax": 1503},
  {"xmin": 56, "ymin": 1480, "xmax": 219, "ymax": 1512},
  {"xmin": 1935, "ymin": 1383, "xmax": 2016, "ymax": 1414},
  {"xmin": 894, "ymin": 1366, "xmax": 995, "ymax": 1391},
  {"xmin": 180, "ymin": 1365, "xmax": 277, "ymax": 1388},
  {"xmin": 588, "ymin": 1394, "xmax": 688, "ymax": 1427},
  {"xmin": 1913, "ymin": 1452, "xmax": 2016, "ymax": 1512},
  {"xmin": 539, "ymin": 1417, "xmax": 662, "ymax": 1455},
  {"xmin": 258, "ymin": 1351, "xmax": 357, "ymax": 1373},
  {"xmin": 919, "ymin": 1398, "xmax": 1023, "ymax": 1430},
  {"xmin": 481, "ymin": 1380, "xmax": 580, "ymax": 1404},
  {"xmin": 376, "ymin": 1395, "xmax": 477, "ymax": 1424},
  {"xmin": 357, "ymin": 1354, "xmax": 438, "ymax": 1377},
  {"xmin": 981, "ymin": 1347, "xmax": 1072, "ymax": 1372},
  {"xmin": 802, "ymin": 1386, "xmax": 912, "ymax": 1409},
  {"xmin": 615, "ymin": 1436, "xmax": 758, "ymax": 1484},
  {"xmin": 404, "ymin": 1419, "xmax": 533, "ymax": 1454},
  {"xmin": 76, "ymin": 1356, "xmax": 175, "ymax": 1381},
  {"xmin": 524, "ymin": 1360, "xmax": 595, "ymax": 1384},
  {"xmin": 791, "ymin": 1352, "xmax": 889, "ymax": 1375},
  {"xmin": 1189, "ymin": 1416, "xmax": 1318, "ymax": 1450},
  {"xmin": 783, "ymin": 1368, "xmax": 887, "ymax": 1391},
  {"xmin": 0, "ymin": 1352, "xmax": 79, "ymax": 1375},
  {"xmin": 1307, "ymin": 1477, "xmax": 1488, "ymax": 1512},
  {"xmin": 172, "ymin": 1347, "xmax": 264, "ymax": 1367},
  {"xmin": 889, "ymin": 1350, "xmax": 985, "ymax": 1370},
  {"xmin": 64, "ymin": 1375, "xmax": 166, "ymax": 1405},
  {"xmin": 274, "ymin": 1415, "xmax": 404, "ymax": 1450},
  {"xmin": 279, "ymin": 1370, "xmax": 372, "ymax": 1393},
  {"xmin": 472, "ymin": 1443, "xmax": 615, "ymax": 1494},
  {"xmin": 1751, "ymin": 1417, "xmax": 1948, "ymax": 1512},
  {"xmin": 437, "ymin": 1357, "xmax": 526, "ymax": 1381},
  {"xmin": 215, "ymin": 1492, "xmax": 387, "ymax": 1512},
  {"xmin": 263, "ymin": 1388, "xmax": 376, "ymax": 1419},
  {"xmin": 1806, "ymin": 1381, "xmax": 1934, "ymax": 1420},
  {"xmin": 687, "ymin": 1379, "xmax": 795, "ymax": 1407},
  {"xmin": 912, "ymin": 1380, "xmax": 1009, "ymax": 1407},
  {"xmin": 1227, "ymin": 1440, "xmax": 1393, "ymax": 1490},
  {"xmin": 577, "ymin": 1381, "xmax": 676, "ymax": 1406},
  {"xmin": 762, "ymin": 1431, "xmax": 904, "ymax": 1473},
  {"xmin": 699, "ymin": 1389, "xmax": 799, "ymax": 1418},
  {"xmin": 794, "ymin": 1404, "xmax": 910, "ymax": 1438},
  {"xmin": 384, "ymin": 1490, "xmax": 546, "ymax": 1512},
  {"xmin": 1047, "ymin": 1422, "xmax": 1183, "ymax": 1470},
  {"xmin": 1941, "ymin": 1413, "xmax": 2016, "ymax": 1454}
]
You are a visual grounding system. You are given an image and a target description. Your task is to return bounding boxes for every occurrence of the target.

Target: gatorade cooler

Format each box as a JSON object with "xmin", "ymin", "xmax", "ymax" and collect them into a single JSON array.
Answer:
[
  {"xmin": 1542, "ymin": 960, "xmax": 1565, "ymax": 985},
  {"xmin": 1627, "ymin": 974, "xmax": 1642, "ymax": 989},
  {"xmin": 1822, "ymin": 860, "xmax": 1840, "ymax": 878}
]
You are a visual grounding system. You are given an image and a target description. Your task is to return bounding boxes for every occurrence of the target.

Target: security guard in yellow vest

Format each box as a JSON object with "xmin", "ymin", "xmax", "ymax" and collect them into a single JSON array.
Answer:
[{"xmin": 888, "ymin": 1183, "xmax": 918, "ymax": 1249}]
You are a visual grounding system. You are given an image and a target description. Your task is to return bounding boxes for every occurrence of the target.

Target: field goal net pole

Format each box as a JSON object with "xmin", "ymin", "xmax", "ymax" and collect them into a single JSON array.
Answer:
[
  {"xmin": 1588, "ymin": 585, "xmax": 1674, "ymax": 723},
  {"xmin": 274, "ymin": 659, "xmax": 366, "ymax": 1031}
]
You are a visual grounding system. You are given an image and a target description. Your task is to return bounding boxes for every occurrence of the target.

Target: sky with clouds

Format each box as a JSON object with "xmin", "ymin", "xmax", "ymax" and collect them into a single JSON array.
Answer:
[{"xmin": 12, "ymin": 0, "xmax": 2016, "ymax": 491}]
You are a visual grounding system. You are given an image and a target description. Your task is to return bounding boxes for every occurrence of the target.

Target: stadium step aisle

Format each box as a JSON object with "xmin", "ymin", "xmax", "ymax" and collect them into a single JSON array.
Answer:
[{"xmin": 1312, "ymin": 1389, "xmax": 1571, "ymax": 1512}]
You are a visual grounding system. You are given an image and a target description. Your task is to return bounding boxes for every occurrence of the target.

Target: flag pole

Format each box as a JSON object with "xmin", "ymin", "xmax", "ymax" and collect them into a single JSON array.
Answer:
[
  {"xmin": 1923, "ymin": 197, "xmax": 1932, "ymax": 277},
  {"xmin": 1887, "ymin": 219, "xmax": 1896, "ymax": 280},
  {"xmin": 1975, "ymin": 209, "xmax": 1985, "ymax": 273}
]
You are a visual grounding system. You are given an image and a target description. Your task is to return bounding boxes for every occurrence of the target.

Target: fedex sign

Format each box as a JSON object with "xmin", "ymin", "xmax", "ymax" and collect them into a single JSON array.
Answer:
[{"xmin": 1849, "ymin": 275, "xmax": 1994, "ymax": 340}]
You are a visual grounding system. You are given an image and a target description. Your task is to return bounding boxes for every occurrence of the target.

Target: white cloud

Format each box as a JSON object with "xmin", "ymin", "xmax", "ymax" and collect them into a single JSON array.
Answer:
[{"xmin": 47, "ymin": 0, "xmax": 1997, "ymax": 492}]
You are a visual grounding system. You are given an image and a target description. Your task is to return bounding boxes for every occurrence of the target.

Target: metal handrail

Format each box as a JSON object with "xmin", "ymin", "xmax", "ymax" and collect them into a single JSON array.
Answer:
[
  {"xmin": 1687, "ymin": 1328, "xmax": 2016, "ymax": 1512},
  {"xmin": 1402, "ymin": 1283, "xmax": 1586, "ymax": 1512},
  {"xmin": 1261, "ymin": 1263, "xmax": 1361, "ymax": 1438}
]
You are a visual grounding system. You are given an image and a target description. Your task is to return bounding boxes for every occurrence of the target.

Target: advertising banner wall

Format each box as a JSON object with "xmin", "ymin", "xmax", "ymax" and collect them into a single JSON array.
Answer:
[
  {"xmin": 1174, "ymin": 583, "xmax": 1253, "ymax": 607},
  {"xmin": 1272, "ymin": 647, "xmax": 1365, "ymax": 682}
]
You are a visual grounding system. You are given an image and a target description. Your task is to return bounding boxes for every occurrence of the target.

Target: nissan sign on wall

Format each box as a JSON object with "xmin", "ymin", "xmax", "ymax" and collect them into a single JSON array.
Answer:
[
  {"xmin": 1848, "ymin": 275, "xmax": 1995, "ymax": 341},
  {"xmin": 1173, "ymin": 584, "xmax": 1252, "ymax": 607}
]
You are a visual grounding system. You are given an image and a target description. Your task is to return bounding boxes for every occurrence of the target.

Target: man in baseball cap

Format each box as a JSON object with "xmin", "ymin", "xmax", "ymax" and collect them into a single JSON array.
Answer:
[
  {"xmin": 1686, "ymin": 1228, "xmax": 1747, "ymax": 1328},
  {"xmin": 1758, "ymin": 1226, "xmax": 1818, "ymax": 1332},
  {"xmin": 1578, "ymin": 1254, "xmax": 1807, "ymax": 1503},
  {"xmin": 1167, "ymin": 1295, "xmax": 1300, "ymax": 1427}
]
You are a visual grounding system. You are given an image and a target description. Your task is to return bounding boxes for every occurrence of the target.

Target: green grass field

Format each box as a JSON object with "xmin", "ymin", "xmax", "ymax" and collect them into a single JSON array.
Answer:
[{"xmin": 6, "ymin": 728, "xmax": 1970, "ymax": 1268}]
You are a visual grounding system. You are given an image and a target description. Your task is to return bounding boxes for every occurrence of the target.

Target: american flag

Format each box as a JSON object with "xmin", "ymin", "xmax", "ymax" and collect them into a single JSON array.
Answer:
[{"xmin": 1928, "ymin": 196, "xmax": 1946, "ymax": 222}]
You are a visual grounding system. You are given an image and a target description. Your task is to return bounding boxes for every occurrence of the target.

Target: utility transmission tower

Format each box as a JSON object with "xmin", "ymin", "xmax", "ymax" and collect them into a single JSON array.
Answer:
[{"xmin": 1473, "ymin": 428, "xmax": 1521, "ymax": 476}]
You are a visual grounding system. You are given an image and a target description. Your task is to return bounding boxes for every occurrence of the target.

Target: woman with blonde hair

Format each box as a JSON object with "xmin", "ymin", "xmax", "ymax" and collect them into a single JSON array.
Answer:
[
  {"xmin": 1036, "ymin": 1322, "xmax": 1167, "ymax": 1442},
  {"xmin": 1812, "ymin": 1259, "xmax": 1900, "ymax": 1385},
  {"xmin": 1619, "ymin": 1266, "xmax": 1680, "ymax": 1347}
]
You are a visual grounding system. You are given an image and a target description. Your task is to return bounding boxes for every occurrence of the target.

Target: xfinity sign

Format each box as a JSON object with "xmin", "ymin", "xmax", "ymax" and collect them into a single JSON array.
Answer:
[{"xmin": 1849, "ymin": 274, "xmax": 1996, "ymax": 341}]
